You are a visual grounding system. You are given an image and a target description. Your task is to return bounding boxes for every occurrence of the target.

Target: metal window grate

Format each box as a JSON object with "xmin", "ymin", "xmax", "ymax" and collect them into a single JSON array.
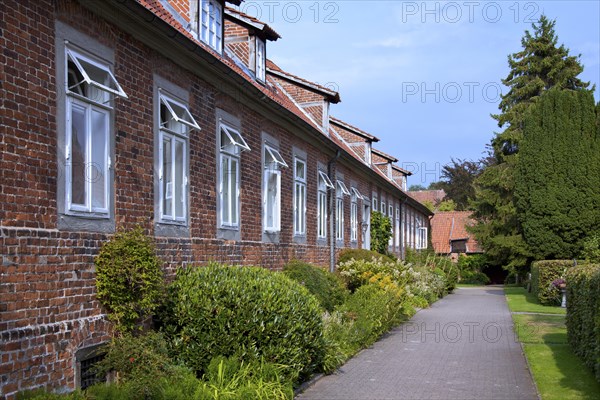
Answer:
[{"xmin": 80, "ymin": 353, "xmax": 105, "ymax": 390}]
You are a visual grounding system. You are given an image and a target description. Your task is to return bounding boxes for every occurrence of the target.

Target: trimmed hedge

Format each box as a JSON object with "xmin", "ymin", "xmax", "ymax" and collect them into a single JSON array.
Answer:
[
  {"xmin": 565, "ymin": 265, "xmax": 600, "ymax": 382},
  {"xmin": 337, "ymin": 248, "xmax": 395, "ymax": 265},
  {"xmin": 283, "ymin": 260, "xmax": 348, "ymax": 312},
  {"xmin": 531, "ymin": 260, "xmax": 574, "ymax": 305},
  {"xmin": 162, "ymin": 264, "xmax": 325, "ymax": 382}
]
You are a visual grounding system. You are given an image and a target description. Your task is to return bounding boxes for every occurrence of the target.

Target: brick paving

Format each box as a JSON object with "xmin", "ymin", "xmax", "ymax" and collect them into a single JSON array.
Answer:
[{"xmin": 297, "ymin": 286, "xmax": 539, "ymax": 400}]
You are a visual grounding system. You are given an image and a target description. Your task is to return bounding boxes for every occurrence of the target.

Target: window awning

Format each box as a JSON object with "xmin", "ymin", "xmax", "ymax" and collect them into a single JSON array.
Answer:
[
  {"xmin": 221, "ymin": 125, "xmax": 251, "ymax": 151},
  {"xmin": 337, "ymin": 181, "xmax": 350, "ymax": 196},
  {"xmin": 318, "ymin": 171, "xmax": 334, "ymax": 189},
  {"xmin": 160, "ymin": 95, "xmax": 201, "ymax": 131},
  {"xmin": 66, "ymin": 48, "xmax": 127, "ymax": 98},
  {"xmin": 351, "ymin": 187, "xmax": 364, "ymax": 200},
  {"xmin": 265, "ymin": 145, "xmax": 288, "ymax": 168}
]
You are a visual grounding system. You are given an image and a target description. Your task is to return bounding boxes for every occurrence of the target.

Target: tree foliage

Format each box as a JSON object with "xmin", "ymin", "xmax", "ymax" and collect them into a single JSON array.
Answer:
[
  {"xmin": 470, "ymin": 15, "xmax": 593, "ymax": 275},
  {"xmin": 370, "ymin": 211, "xmax": 392, "ymax": 255},
  {"xmin": 95, "ymin": 227, "xmax": 164, "ymax": 333},
  {"xmin": 515, "ymin": 89, "xmax": 600, "ymax": 259},
  {"xmin": 432, "ymin": 158, "xmax": 483, "ymax": 210}
]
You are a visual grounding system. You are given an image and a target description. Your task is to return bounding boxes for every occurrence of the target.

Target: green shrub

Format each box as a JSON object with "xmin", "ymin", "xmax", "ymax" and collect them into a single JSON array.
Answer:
[
  {"xmin": 531, "ymin": 260, "xmax": 574, "ymax": 305},
  {"xmin": 162, "ymin": 264, "xmax": 325, "ymax": 382},
  {"xmin": 457, "ymin": 254, "xmax": 490, "ymax": 284},
  {"xmin": 581, "ymin": 234, "xmax": 600, "ymax": 263},
  {"xmin": 283, "ymin": 260, "xmax": 348, "ymax": 312},
  {"xmin": 322, "ymin": 283, "xmax": 407, "ymax": 371},
  {"xmin": 95, "ymin": 332, "xmax": 178, "ymax": 399},
  {"xmin": 95, "ymin": 227, "xmax": 164, "ymax": 333},
  {"xmin": 565, "ymin": 265, "xmax": 600, "ymax": 382},
  {"xmin": 370, "ymin": 211, "xmax": 392, "ymax": 255},
  {"xmin": 337, "ymin": 248, "xmax": 395, "ymax": 264}
]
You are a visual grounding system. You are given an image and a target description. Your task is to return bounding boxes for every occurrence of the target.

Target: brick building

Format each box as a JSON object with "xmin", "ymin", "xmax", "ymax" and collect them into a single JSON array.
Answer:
[{"xmin": 0, "ymin": 0, "xmax": 431, "ymax": 396}]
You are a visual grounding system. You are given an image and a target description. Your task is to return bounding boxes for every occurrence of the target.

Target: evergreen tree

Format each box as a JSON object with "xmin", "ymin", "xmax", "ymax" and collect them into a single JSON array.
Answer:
[
  {"xmin": 471, "ymin": 15, "xmax": 593, "ymax": 276},
  {"xmin": 515, "ymin": 89, "xmax": 600, "ymax": 259}
]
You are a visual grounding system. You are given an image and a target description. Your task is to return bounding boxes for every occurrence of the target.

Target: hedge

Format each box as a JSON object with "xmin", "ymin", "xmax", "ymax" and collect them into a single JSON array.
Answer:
[
  {"xmin": 283, "ymin": 260, "xmax": 348, "ymax": 312},
  {"xmin": 565, "ymin": 265, "xmax": 600, "ymax": 382},
  {"xmin": 530, "ymin": 260, "xmax": 574, "ymax": 305},
  {"xmin": 162, "ymin": 264, "xmax": 325, "ymax": 382}
]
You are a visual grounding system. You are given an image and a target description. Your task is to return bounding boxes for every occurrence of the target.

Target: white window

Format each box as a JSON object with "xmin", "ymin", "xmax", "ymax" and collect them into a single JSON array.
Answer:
[
  {"xmin": 219, "ymin": 122, "xmax": 249, "ymax": 228},
  {"xmin": 263, "ymin": 144, "xmax": 287, "ymax": 232},
  {"xmin": 255, "ymin": 37, "xmax": 266, "ymax": 82},
  {"xmin": 200, "ymin": 0, "xmax": 223, "ymax": 52},
  {"xmin": 388, "ymin": 204, "xmax": 394, "ymax": 247},
  {"xmin": 317, "ymin": 171, "xmax": 333, "ymax": 239},
  {"xmin": 395, "ymin": 207, "xmax": 400, "ymax": 248},
  {"xmin": 65, "ymin": 47, "xmax": 126, "ymax": 215},
  {"xmin": 350, "ymin": 190, "xmax": 358, "ymax": 242},
  {"xmin": 372, "ymin": 196, "xmax": 378, "ymax": 211},
  {"xmin": 416, "ymin": 216, "xmax": 428, "ymax": 249},
  {"xmin": 158, "ymin": 93, "xmax": 198, "ymax": 223},
  {"xmin": 336, "ymin": 181, "xmax": 349, "ymax": 241},
  {"xmin": 381, "ymin": 201, "xmax": 386, "ymax": 215},
  {"xmin": 293, "ymin": 157, "xmax": 307, "ymax": 236}
]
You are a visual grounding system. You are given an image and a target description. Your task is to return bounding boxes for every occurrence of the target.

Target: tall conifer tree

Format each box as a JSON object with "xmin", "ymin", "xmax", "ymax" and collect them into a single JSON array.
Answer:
[
  {"xmin": 470, "ymin": 15, "xmax": 593, "ymax": 276},
  {"xmin": 515, "ymin": 89, "xmax": 600, "ymax": 259}
]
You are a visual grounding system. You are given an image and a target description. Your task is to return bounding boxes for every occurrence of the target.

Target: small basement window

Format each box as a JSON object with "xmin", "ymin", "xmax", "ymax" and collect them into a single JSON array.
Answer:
[{"xmin": 76, "ymin": 344, "xmax": 106, "ymax": 390}]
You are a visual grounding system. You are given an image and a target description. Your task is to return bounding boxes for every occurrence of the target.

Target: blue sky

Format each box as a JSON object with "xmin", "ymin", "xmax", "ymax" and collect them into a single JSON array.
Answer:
[{"xmin": 237, "ymin": 1, "xmax": 600, "ymax": 187}]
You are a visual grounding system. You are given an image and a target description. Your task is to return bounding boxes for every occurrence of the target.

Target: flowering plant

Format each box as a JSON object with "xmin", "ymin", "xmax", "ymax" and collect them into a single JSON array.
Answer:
[{"xmin": 551, "ymin": 278, "xmax": 567, "ymax": 289}]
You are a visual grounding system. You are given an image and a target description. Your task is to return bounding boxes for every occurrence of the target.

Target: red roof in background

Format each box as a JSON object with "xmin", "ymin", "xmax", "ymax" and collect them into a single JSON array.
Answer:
[
  {"xmin": 431, "ymin": 211, "xmax": 482, "ymax": 254},
  {"xmin": 408, "ymin": 190, "xmax": 446, "ymax": 206}
]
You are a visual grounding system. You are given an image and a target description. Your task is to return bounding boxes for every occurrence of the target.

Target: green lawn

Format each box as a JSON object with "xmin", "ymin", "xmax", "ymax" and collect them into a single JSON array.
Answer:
[
  {"xmin": 504, "ymin": 286, "xmax": 566, "ymax": 314},
  {"xmin": 505, "ymin": 287, "xmax": 600, "ymax": 400}
]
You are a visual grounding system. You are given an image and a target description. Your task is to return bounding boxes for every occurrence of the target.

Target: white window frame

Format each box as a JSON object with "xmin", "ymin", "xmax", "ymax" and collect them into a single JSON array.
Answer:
[
  {"xmin": 351, "ymin": 187, "xmax": 364, "ymax": 201},
  {"xmin": 389, "ymin": 204, "xmax": 394, "ymax": 218},
  {"xmin": 200, "ymin": 0, "xmax": 223, "ymax": 52},
  {"xmin": 336, "ymin": 192, "xmax": 344, "ymax": 241},
  {"xmin": 395, "ymin": 206, "xmax": 401, "ymax": 248},
  {"xmin": 64, "ymin": 47, "xmax": 126, "ymax": 216},
  {"xmin": 218, "ymin": 121, "xmax": 248, "ymax": 228},
  {"xmin": 336, "ymin": 180, "xmax": 350, "ymax": 196},
  {"xmin": 381, "ymin": 200, "xmax": 386, "ymax": 215},
  {"xmin": 417, "ymin": 227, "xmax": 428, "ymax": 250},
  {"xmin": 350, "ymin": 191, "xmax": 358, "ymax": 242},
  {"xmin": 317, "ymin": 170, "xmax": 331, "ymax": 239},
  {"xmin": 158, "ymin": 92, "xmax": 196, "ymax": 224},
  {"xmin": 373, "ymin": 196, "xmax": 378, "ymax": 211},
  {"xmin": 66, "ymin": 48, "xmax": 127, "ymax": 99},
  {"xmin": 263, "ymin": 144, "xmax": 286, "ymax": 233},
  {"xmin": 293, "ymin": 157, "xmax": 307, "ymax": 236},
  {"xmin": 255, "ymin": 37, "xmax": 266, "ymax": 82}
]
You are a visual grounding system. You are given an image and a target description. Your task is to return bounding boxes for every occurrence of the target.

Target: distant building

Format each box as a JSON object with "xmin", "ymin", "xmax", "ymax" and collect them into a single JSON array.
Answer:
[
  {"xmin": 408, "ymin": 189, "xmax": 446, "ymax": 210},
  {"xmin": 430, "ymin": 211, "xmax": 482, "ymax": 261}
]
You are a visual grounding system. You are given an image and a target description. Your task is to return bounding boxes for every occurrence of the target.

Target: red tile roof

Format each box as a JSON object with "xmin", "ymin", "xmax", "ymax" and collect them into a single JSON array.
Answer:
[
  {"xmin": 431, "ymin": 211, "xmax": 482, "ymax": 254},
  {"xmin": 330, "ymin": 116, "xmax": 379, "ymax": 142},
  {"xmin": 408, "ymin": 190, "xmax": 446, "ymax": 206},
  {"xmin": 225, "ymin": 6, "xmax": 281, "ymax": 40}
]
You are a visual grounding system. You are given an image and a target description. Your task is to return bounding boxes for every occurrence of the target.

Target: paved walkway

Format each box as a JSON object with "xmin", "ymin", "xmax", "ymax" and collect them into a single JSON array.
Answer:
[{"xmin": 297, "ymin": 286, "xmax": 539, "ymax": 400}]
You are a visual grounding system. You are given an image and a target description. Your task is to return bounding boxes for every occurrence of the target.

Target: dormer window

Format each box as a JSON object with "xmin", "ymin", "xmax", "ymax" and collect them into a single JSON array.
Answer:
[
  {"xmin": 200, "ymin": 0, "xmax": 223, "ymax": 52},
  {"xmin": 255, "ymin": 37, "xmax": 266, "ymax": 82}
]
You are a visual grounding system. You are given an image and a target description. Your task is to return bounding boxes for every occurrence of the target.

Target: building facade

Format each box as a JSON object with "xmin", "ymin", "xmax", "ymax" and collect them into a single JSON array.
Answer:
[{"xmin": 0, "ymin": 0, "xmax": 431, "ymax": 396}]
